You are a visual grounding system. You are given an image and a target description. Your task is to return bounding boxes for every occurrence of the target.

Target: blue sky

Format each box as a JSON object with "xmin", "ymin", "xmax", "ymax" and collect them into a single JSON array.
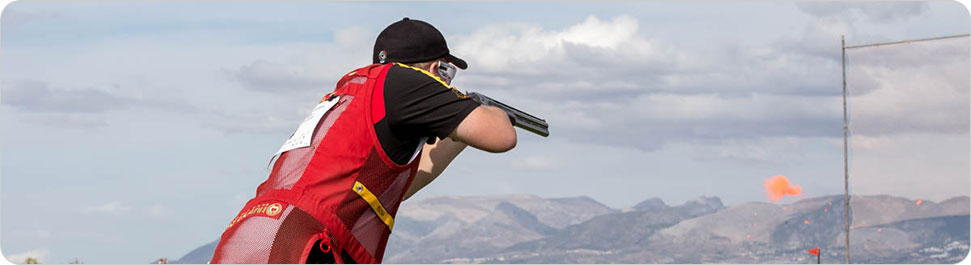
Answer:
[{"xmin": 0, "ymin": 1, "xmax": 968, "ymax": 263}]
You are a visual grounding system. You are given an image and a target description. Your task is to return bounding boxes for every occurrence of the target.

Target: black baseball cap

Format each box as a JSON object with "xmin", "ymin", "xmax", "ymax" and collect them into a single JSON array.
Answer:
[{"xmin": 373, "ymin": 17, "xmax": 468, "ymax": 69}]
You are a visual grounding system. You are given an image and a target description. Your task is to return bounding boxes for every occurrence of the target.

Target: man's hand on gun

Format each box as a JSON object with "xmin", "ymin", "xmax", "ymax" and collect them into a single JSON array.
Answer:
[{"xmin": 466, "ymin": 92, "xmax": 549, "ymax": 137}]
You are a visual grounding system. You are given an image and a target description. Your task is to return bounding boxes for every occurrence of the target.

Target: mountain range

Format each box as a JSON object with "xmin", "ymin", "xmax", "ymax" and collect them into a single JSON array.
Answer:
[{"xmin": 169, "ymin": 194, "xmax": 969, "ymax": 264}]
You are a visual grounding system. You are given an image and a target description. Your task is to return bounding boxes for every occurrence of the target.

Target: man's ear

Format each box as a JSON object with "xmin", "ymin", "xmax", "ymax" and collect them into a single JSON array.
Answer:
[{"xmin": 428, "ymin": 61, "xmax": 441, "ymax": 77}]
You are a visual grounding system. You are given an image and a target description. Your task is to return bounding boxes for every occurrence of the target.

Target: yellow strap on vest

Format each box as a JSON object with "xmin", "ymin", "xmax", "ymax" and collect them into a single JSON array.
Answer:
[{"xmin": 352, "ymin": 181, "xmax": 394, "ymax": 231}]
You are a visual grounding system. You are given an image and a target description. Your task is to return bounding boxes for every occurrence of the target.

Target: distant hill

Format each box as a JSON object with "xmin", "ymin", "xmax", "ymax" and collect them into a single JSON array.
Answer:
[
  {"xmin": 384, "ymin": 194, "xmax": 968, "ymax": 264},
  {"xmin": 168, "ymin": 239, "xmax": 218, "ymax": 264},
  {"xmin": 169, "ymin": 194, "xmax": 969, "ymax": 264},
  {"xmin": 384, "ymin": 194, "xmax": 617, "ymax": 263}
]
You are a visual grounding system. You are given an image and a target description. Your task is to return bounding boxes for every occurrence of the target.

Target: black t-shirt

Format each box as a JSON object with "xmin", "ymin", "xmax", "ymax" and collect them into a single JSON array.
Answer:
[{"xmin": 373, "ymin": 63, "xmax": 480, "ymax": 165}]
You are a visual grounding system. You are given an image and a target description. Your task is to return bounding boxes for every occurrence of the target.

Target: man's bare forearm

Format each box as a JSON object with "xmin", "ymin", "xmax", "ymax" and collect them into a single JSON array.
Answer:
[{"xmin": 403, "ymin": 137, "xmax": 468, "ymax": 201}]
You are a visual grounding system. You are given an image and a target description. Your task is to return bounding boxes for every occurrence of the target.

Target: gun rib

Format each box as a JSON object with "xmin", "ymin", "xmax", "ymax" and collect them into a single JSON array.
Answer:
[{"xmin": 467, "ymin": 92, "xmax": 549, "ymax": 137}]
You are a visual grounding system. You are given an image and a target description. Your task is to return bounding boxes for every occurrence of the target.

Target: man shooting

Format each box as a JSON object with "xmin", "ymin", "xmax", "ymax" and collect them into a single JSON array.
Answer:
[{"xmin": 210, "ymin": 18, "xmax": 517, "ymax": 264}]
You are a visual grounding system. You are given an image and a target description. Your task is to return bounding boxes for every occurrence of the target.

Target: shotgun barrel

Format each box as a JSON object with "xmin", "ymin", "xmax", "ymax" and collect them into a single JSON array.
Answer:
[{"xmin": 467, "ymin": 92, "xmax": 549, "ymax": 137}]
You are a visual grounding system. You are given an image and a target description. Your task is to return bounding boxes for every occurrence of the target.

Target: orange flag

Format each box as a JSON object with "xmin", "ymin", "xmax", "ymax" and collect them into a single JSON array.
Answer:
[{"xmin": 807, "ymin": 247, "xmax": 820, "ymax": 256}]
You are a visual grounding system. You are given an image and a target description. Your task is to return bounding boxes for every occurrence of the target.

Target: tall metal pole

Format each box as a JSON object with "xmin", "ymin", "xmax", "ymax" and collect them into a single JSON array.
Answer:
[{"xmin": 841, "ymin": 35, "xmax": 851, "ymax": 264}]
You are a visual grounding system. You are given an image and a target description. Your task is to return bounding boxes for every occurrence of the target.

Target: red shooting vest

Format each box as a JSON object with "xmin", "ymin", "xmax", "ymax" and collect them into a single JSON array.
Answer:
[{"xmin": 222, "ymin": 63, "xmax": 420, "ymax": 264}]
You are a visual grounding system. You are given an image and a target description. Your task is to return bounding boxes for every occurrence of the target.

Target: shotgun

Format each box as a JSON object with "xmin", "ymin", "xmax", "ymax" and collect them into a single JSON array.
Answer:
[{"xmin": 466, "ymin": 92, "xmax": 549, "ymax": 137}]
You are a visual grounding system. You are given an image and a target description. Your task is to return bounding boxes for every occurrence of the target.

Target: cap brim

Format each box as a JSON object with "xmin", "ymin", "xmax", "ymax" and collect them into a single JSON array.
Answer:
[{"xmin": 446, "ymin": 54, "xmax": 468, "ymax": 70}]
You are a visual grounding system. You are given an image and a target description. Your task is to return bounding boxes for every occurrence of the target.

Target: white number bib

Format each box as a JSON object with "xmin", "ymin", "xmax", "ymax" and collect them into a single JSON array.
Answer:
[{"xmin": 274, "ymin": 96, "xmax": 340, "ymax": 156}]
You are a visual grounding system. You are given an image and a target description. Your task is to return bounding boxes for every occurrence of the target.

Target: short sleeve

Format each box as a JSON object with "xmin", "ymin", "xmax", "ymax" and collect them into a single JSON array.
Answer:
[{"xmin": 383, "ymin": 64, "xmax": 480, "ymax": 140}]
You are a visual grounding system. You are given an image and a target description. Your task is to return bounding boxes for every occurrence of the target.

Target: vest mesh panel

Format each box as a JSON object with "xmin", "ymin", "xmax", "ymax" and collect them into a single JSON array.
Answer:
[
  {"xmin": 213, "ymin": 206, "xmax": 295, "ymax": 264},
  {"xmin": 267, "ymin": 207, "xmax": 329, "ymax": 263}
]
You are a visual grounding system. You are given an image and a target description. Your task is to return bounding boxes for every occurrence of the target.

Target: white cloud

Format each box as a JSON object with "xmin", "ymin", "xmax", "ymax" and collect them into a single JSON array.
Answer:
[
  {"xmin": 849, "ymin": 132, "xmax": 970, "ymax": 201},
  {"xmin": 444, "ymin": 13, "xmax": 965, "ymax": 154},
  {"xmin": 847, "ymin": 38, "xmax": 969, "ymax": 136},
  {"xmin": 452, "ymin": 15, "xmax": 698, "ymax": 79},
  {"xmin": 335, "ymin": 26, "xmax": 374, "ymax": 50},
  {"xmin": 228, "ymin": 27, "xmax": 375, "ymax": 94},
  {"xmin": 849, "ymin": 135, "xmax": 895, "ymax": 151},
  {"xmin": 209, "ymin": 27, "xmax": 377, "ymax": 134},
  {"xmin": 681, "ymin": 137, "xmax": 819, "ymax": 163},
  {"xmin": 511, "ymin": 156, "xmax": 560, "ymax": 170},
  {"xmin": 148, "ymin": 204, "xmax": 174, "ymax": 218},
  {"xmin": 796, "ymin": 2, "xmax": 928, "ymax": 22},
  {"xmin": 16, "ymin": 112, "xmax": 108, "ymax": 129},
  {"xmin": 10, "ymin": 227, "xmax": 51, "ymax": 242},
  {"xmin": 439, "ymin": 15, "xmax": 850, "ymax": 151},
  {"xmin": 5, "ymin": 248, "xmax": 49, "ymax": 264},
  {"xmin": 200, "ymin": 105, "xmax": 304, "ymax": 134},
  {"xmin": 79, "ymin": 202, "xmax": 178, "ymax": 219},
  {"xmin": 79, "ymin": 201, "xmax": 131, "ymax": 215},
  {"xmin": 29, "ymin": 228, "xmax": 50, "ymax": 239},
  {"xmin": 2, "ymin": 81, "xmax": 125, "ymax": 113},
  {"xmin": 560, "ymin": 15, "xmax": 638, "ymax": 49},
  {"xmin": 1, "ymin": 79, "xmax": 201, "ymax": 129},
  {"xmin": 231, "ymin": 59, "xmax": 333, "ymax": 92},
  {"xmin": 840, "ymin": 38, "xmax": 970, "ymax": 201}
]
